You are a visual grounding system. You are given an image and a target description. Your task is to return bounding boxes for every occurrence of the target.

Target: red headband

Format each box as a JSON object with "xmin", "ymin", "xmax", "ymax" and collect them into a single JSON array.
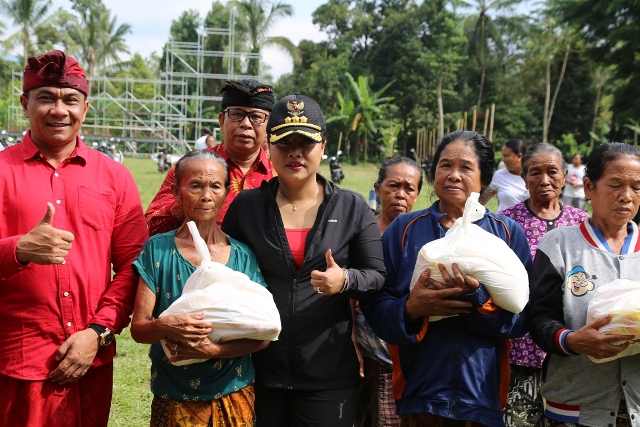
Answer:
[{"xmin": 23, "ymin": 50, "xmax": 88, "ymax": 96}]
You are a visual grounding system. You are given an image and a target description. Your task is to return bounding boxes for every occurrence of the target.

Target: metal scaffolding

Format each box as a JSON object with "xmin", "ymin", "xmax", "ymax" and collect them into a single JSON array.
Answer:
[{"xmin": 7, "ymin": 8, "xmax": 262, "ymax": 156}]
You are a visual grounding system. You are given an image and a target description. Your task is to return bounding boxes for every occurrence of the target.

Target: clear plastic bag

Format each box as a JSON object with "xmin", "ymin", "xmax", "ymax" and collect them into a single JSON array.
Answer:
[
  {"xmin": 159, "ymin": 221, "xmax": 281, "ymax": 365},
  {"xmin": 586, "ymin": 279, "xmax": 640, "ymax": 363},
  {"xmin": 409, "ymin": 193, "xmax": 529, "ymax": 321}
]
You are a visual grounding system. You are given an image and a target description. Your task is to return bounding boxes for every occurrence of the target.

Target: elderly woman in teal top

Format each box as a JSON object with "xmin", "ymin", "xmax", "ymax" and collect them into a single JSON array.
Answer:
[{"xmin": 131, "ymin": 150, "xmax": 269, "ymax": 427}]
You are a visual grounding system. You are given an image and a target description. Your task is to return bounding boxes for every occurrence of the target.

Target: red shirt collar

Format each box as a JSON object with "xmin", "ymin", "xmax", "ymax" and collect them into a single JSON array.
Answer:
[{"xmin": 21, "ymin": 131, "xmax": 88, "ymax": 165}]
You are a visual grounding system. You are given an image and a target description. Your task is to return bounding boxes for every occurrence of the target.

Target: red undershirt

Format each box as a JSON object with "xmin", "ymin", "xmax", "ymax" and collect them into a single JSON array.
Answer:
[{"xmin": 285, "ymin": 228, "xmax": 311, "ymax": 271}]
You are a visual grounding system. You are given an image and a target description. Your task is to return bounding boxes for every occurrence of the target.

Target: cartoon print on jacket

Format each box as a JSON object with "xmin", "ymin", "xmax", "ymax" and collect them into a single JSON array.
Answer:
[{"xmin": 567, "ymin": 265, "xmax": 596, "ymax": 296}]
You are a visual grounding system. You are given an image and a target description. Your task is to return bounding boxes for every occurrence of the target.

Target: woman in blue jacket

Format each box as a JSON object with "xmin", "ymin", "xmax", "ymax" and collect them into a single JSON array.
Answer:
[{"xmin": 362, "ymin": 130, "xmax": 532, "ymax": 427}]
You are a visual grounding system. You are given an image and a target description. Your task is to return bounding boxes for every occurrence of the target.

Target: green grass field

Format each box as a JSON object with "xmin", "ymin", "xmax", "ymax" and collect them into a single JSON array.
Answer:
[{"xmin": 108, "ymin": 156, "xmax": 499, "ymax": 425}]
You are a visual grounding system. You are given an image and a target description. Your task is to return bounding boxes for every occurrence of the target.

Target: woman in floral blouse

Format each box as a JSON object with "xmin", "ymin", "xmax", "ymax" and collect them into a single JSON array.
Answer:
[{"xmin": 499, "ymin": 143, "xmax": 588, "ymax": 427}]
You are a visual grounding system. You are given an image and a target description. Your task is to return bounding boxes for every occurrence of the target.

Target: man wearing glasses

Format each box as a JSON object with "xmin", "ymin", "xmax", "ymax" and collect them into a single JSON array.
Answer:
[{"xmin": 146, "ymin": 79, "xmax": 276, "ymax": 234}]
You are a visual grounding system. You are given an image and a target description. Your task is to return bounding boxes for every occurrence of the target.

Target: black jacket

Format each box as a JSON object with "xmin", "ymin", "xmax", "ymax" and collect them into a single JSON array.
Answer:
[{"xmin": 222, "ymin": 174, "xmax": 386, "ymax": 391}]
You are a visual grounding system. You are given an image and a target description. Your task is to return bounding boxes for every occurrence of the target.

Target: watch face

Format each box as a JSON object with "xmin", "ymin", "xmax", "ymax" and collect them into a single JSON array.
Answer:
[{"xmin": 101, "ymin": 331, "xmax": 115, "ymax": 347}]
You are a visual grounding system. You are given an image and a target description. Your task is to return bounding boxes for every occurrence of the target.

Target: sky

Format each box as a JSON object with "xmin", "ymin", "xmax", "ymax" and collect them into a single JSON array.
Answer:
[
  {"xmin": 39, "ymin": 0, "xmax": 330, "ymax": 80},
  {"xmin": 7, "ymin": 0, "xmax": 534, "ymax": 80}
]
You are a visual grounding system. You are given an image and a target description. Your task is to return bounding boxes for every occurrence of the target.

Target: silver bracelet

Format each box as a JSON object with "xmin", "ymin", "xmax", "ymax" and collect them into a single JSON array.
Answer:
[{"xmin": 339, "ymin": 268, "xmax": 350, "ymax": 293}]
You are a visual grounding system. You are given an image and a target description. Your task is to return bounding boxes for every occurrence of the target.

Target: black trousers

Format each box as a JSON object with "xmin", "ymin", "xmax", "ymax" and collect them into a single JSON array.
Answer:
[{"xmin": 255, "ymin": 385, "xmax": 358, "ymax": 427}]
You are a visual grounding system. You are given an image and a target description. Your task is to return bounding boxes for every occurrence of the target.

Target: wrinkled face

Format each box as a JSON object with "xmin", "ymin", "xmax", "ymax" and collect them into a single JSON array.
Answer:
[
  {"xmin": 434, "ymin": 140, "xmax": 483, "ymax": 208},
  {"xmin": 171, "ymin": 159, "xmax": 229, "ymax": 223},
  {"xmin": 218, "ymin": 106, "xmax": 269, "ymax": 157},
  {"xmin": 20, "ymin": 87, "xmax": 89, "ymax": 149},
  {"xmin": 525, "ymin": 153, "xmax": 566, "ymax": 203},
  {"xmin": 502, "ymin": 145, "xmax": 522, "ymax": 173},
  {"xmin": 269, "ymin": 133, "xmax": 326, "ymax": 184},
  {"xmin": 585, "ymin": 156, "xmax": 640, "ymax": 228},
  {"xmin": 375, "ymin": 163, "xmax": 421, "ymax": 221}
]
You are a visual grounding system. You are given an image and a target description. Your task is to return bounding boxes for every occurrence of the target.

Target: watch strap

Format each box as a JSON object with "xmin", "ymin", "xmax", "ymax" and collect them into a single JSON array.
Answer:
[{"xmin": 88, "ymin": 323, "xmax": 106, "ymax": 336}]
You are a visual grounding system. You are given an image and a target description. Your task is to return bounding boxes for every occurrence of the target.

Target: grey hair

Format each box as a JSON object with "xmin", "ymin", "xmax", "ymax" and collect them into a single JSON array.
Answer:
[
  {"xmin": 174, "ymin": 149, "xmax": 229, "ymax": 187},
  {"xmin": 521, "ymin": 142, "xmax": 565, "ymax": 176}
]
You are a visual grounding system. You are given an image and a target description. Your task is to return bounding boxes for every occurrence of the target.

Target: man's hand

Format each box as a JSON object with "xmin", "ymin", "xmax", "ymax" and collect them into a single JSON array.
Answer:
[
  {"xmin": 405, "ymin": 268, "xmax": 473, "ymax": 322},
  {"xmin": 48, "ymin": 329, "xmax": 100, "ymax": 384},
  {"xmin": 566, "ymin": 315, "xmax": 634, "ymax": 359},
  {"xmin": 16, "ymin": 203, "xmax": 75, "ymax": 265}
]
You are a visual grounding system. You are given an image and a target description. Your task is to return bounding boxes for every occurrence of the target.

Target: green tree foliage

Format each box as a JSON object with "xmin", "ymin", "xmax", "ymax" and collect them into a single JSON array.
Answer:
[
  {"xmin": 229, "ymin": 0, "xmax": 298, "ymax": 77},
  {"xmin": 0, "ymin": 0, "xmax": 52, "ymax": 65},
  {"xmin": 327, "ymin": 72, "xmax": 394, "ymax": 161},
  {"xmin": 554, "ymin": 0, "xmax": 640, "ymax": 139},
  {"xmin": 460, "ymin": 0, "xmax": 521, "ymax": 108},
  {"xmin": 61, "ymin": 0, "xmax": 131, "ymax": 79}
]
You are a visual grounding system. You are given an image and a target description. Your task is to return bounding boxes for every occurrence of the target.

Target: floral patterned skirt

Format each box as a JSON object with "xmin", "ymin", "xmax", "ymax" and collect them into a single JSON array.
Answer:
[{"xmin": 150, "ymin": 384, "xmax": 255, "ymax": 427}]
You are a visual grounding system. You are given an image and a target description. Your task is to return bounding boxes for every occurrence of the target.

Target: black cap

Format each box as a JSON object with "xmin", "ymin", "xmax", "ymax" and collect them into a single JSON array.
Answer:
[
  {"xmin": 268, "ymin": 94, "xmax": 326, "ymax": 144},
  {"xmin": 220, "ymin": 79, "xmax": 275, "ymax": 112}
]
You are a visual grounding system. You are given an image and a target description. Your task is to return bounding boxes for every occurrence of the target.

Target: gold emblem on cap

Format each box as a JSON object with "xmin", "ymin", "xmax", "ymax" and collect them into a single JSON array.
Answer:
[{"xmin": 285, "ymin": 101, "xmax": 308, "ymax": 124}]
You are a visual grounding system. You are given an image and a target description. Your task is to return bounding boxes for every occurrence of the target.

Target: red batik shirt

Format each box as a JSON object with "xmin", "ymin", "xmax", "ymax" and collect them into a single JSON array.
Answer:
[
  {"xmin": 0, "ymin": 133, "xmax": 148, "ymax": 380},
  {"xmin": 145, "ymin": 141, "xmax": 275, "ymax": 235}
]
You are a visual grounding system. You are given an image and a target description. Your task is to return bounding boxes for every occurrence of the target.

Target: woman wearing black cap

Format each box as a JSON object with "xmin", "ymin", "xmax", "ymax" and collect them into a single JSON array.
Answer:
[{"xmin": 222, "ymin": 94, "xmax": 386, "ymax": 427}]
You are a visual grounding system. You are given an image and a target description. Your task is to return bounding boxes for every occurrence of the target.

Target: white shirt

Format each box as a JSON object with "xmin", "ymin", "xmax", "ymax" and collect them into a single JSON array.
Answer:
[
  {"xmin": 195, "ymin": 135, "xmax": 208, "ymax": 150},
  {"xmin": 563, "ymin": 164, "xmax": 585, "ymax": 199},
  {"xmin": 489, "ymin": 168, "xmax": 528, "ymax": 211}
]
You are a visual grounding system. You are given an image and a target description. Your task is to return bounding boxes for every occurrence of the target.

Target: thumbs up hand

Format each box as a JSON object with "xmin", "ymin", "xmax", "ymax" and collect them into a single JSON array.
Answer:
[
  {"xmin": 310, "ymin": 249, "xmax": 346, "ymax": 296},
  {"xmin": 16, "ymin": 203, "xmax": 75, "ymax": 265}
]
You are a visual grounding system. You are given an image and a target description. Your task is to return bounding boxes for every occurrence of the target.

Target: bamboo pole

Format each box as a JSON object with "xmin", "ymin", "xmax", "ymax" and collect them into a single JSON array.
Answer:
[
  {"xmin": 463, "ymin": 111, "xmax": 468, "ymax": 130},
  {"xmin": 472, "ymin": 109, "xmax": 477, "ymax": 132},
  {"xmin": 489, "ymin": 103, "xmax": 496, "ymax": 141},
  {"xmin": 483, "ymin": 108, "xmax": 489, "ymax": 135},
  {"xmin": 337, "ymin": 132, "xmax": 343, "ymax": 154}
]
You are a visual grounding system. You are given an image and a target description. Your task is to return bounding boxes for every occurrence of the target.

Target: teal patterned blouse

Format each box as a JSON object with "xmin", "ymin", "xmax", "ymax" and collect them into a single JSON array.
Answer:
[{"xmin": 132, "ymin": 230, "xmax": 266, "ymax": 401}]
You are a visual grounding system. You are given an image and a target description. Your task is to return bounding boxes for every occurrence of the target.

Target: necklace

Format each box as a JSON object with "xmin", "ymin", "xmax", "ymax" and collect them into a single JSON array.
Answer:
[{"xmin": 278, "ymin": 185, "xmax": 319, "ymax": 212}]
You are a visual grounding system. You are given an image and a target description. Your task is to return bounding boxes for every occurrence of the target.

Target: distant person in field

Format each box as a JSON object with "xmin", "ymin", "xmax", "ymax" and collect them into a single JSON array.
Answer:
[
  {"xmin": 145, "ymin": 79, "xmax": 276, "ymax": 233},
  {"xmin": 563, "ymin": 153, "xmax": 586, "ymax": 209},
  {"xmin": 481, "ymin": 139, "xmax": 528, "ymax": 211},
  {"xmin": 0, "ymin": 50, "xmax": 148, "ymax": 426},
  {"xmin": 195, "ymin": 126, "xmax": 212, "ymax": 149},
  {"xmin": 205, "ymin": 134, "xmax": 217, "ymax": 148}
]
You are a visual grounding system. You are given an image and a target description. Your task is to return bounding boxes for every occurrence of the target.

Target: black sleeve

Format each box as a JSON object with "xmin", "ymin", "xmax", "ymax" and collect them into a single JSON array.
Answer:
[
  {"xmin": 343, "ymin": 196, "xmax": 386, "ymax": 300},
  {"xmin": 221, "ymin": 196, "xmax": 243, "ymax": 242},
  {"xmin": 527, "ymin": 248, "xmax": 569, "ymax": 355}
]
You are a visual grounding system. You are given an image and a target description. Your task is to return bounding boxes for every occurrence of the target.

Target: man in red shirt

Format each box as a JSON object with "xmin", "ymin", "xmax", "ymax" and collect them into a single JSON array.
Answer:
[
  {"xmin": 0, "ymin": 50, "xmax": 148, "ymax": 426},
  {"xmin": 145, "ymin": 79, "xmax": 276, "ymax": 235}
]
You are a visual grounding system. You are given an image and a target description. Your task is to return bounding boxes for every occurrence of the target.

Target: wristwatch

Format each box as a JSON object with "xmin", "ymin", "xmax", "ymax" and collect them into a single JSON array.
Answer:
[{"xmin": 88, "ymin": 323, "xmax": 114, "ymax": 347}]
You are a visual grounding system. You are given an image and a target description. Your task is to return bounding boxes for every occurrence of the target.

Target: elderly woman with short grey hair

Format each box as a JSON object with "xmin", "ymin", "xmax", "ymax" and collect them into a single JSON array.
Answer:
[
  {"xmin": 499, "ymin": 142, "xmax": 588, "ymax": 427},
  {"xmin": 131, "ymin": 149, "xmax": 269, "ymax": 427}
]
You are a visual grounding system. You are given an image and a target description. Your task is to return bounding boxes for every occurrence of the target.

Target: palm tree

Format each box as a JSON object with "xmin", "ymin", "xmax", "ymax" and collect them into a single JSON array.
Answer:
[
  {"xmin": 229, "ymin": 0, "xmax": 298, "ymax": 77},
  {"xmin": 0, "ymin": 0, "xmax": 52, "ymax": 65},
  {"xmin": 331, "ymin": 73, "xmax": 394, "ymax": 161},
  {"xmin": 61, "ymin": 2, "xmax": 130, "ymax": 94},
  {"xmin": 64, "ymin": 3, "xmax": 131, "ymax": 79},
  {"xmin": 460, "ymin": 0, "xmax": 521, "ymax": 108}
]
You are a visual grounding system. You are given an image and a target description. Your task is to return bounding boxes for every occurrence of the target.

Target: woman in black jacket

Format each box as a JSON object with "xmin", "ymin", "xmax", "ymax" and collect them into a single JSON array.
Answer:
[{"xmin": 222, "ymin": 94, "xmax": 386, "ymax": 427}]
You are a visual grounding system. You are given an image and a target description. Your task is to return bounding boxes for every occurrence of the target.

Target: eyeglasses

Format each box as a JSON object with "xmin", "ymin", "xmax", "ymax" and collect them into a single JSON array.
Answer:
[{"xmin": 223, "ymin": 108, "xmax": 269, "ymax": 125}]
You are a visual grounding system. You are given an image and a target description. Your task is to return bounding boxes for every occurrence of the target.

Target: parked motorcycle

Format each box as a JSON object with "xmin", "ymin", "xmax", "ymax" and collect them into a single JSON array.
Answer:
[
  {"xmin": 157, "ymin": 148, "xmax": 171, "ymax": 173},
  {"xmin": 421, "ymin": 156, "xmax": 432, "ymax": 180},
  {"xmin": 329, "ymin": 150, "xmax": 344, "ymax": 184},
  {"xmin": 92, "ymin": 141, "xmax": 124, "ymax": 163}
]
